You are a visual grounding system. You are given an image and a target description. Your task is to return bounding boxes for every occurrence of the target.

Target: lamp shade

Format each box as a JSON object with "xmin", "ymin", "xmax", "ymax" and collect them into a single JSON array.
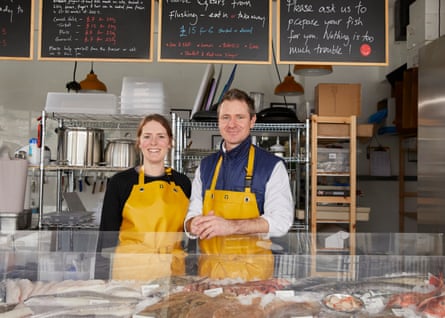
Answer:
[
  {"xmin": 80, "ymin": 71, "xmax": 107, "ymax": 92},
  {"xmin": 293, "ymin": 64, "xmax": 333, "ymax": 76},
  {"xmin": 274, "ymin": 73, "xmax": 304, "ymax": 96}
]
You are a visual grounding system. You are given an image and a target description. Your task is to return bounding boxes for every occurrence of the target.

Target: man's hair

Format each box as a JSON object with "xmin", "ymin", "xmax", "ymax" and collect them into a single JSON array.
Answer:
[{"xmin": 218, "ymin": 88, "xmax": 256, "ymax": 118}]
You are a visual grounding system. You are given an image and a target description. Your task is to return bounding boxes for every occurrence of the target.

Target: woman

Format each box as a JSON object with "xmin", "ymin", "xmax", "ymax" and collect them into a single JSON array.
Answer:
[{"xmin": 96, "ymin": 114, "xmax": 191, "ymax": 280}]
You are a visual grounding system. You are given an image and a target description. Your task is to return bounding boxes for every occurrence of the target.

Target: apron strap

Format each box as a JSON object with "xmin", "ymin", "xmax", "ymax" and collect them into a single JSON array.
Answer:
[
  {"xmin": 138, "ymin": 166, "xmax": 172, "ymax": 185},
  {"xmin": 164, "ymin": 167, "xmax": 173, "ymax": 184},
  {"xmin": 209, "ymin": 158, "xmax": 222, "ymax": 191},
  {"xmin": 244, "ymin": 146, "xmax": 255, "ymax": 192},
  {"xmin": 209, "ymin": 145, "xmax": 255, "ymax": 192},
  {"xmin": 139, "ymin": 166, "xmax": 145, "ymax": 185}
]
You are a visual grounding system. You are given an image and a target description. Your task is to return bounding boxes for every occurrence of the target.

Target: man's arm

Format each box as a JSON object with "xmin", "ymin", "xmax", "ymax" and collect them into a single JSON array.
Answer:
[
  {"xmin": 184, "ymin": 167, "xmax": 204, "ymax": 238},
  {"xmin": 189, "ymin": 212, "xmax": 269, "ymax": 239},
  {"xmin": 260, "ymin": 161, "xmax": 294, "ymax": 236},
  {"xmin": 185, "ymin": 161, "xmax": 293, "ymax": 239}
]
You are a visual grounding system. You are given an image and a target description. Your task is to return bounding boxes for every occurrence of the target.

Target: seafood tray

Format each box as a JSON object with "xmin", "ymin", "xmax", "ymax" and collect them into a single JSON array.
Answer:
[{"xmin": 2, "ymin": 273, "xmax": 445, "ymax": 317}]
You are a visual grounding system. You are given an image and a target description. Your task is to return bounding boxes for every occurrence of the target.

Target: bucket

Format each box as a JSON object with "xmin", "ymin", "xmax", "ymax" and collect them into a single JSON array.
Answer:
[
  {"xmin": 0, "ymin": 210, "xmax": 32, "ymax": 232},
  {"xmin": 0, "ymin": 157, "xmax": 28, "ymax": 213},
  {"xmin": 56, "ymin": 127, "xmax": 104, "ymax": 166},
  {"xmin": 104, "ymin": 138, "xmax": 138, "ymax": 168}
]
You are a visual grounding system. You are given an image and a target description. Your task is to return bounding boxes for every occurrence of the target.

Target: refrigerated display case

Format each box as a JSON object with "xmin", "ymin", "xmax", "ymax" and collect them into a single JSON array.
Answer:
[{"xmin": 1, "ymin": 231, "xmax": 443, "ymax": 317}]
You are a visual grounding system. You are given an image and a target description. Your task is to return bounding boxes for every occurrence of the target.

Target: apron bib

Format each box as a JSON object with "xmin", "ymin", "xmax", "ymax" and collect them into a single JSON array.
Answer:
[
  {"xmin": 112, "ymin": 167, "xmax": 189, "ymax": 280},
  {"xmin": 199, "ymin": 146, "xmax": 274, "ymax": 281}
]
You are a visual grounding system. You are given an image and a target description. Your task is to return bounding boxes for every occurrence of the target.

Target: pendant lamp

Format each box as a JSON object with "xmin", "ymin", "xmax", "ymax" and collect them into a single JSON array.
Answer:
[
  {"xmin": 80, "ymin": 62, "xmax": 107, "ymax": 92},
  {"xmin": 293, "ymin": 64, "xmax": 333, "ymax": 76},
  {"xmin": 274, "ymin": 65, "xmax": 304, "ymax": 96}
]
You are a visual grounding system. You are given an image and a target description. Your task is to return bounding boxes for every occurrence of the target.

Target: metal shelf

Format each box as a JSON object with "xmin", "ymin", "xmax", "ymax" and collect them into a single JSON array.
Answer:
[
  {"xmin": 38, "ymin": 111, "xmax": 144, "ymax": 229},
  {"xmin": 181, "ymin": 155, "xmax": 306, "ymax": 164},
  {"xmin": 39, "ymin": 165, "xmax": 129, "ymax": 173},
  {"xmin": 171, "ymin": 112, "xmax": 311, "ymax": 232},
  {"xmin": 45, "ymin": 112, "xmax": 144, "ymax": 129},
  {"xmin": 180, "ymin": 120, "xmax": 307, "ymax": 132}
]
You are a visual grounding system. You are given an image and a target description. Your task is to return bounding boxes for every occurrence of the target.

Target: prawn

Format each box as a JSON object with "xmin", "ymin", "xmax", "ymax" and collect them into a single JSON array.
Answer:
[
  {"xmin": 417, "ymin": 294, "xmax": 445, "ymax": 317},
  {"xmin": 386, "ymin": 273, "xmax": 444, "ymax": 309}
]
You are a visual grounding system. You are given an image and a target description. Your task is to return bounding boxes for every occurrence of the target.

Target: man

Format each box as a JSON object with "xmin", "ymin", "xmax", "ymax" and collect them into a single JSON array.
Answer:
[{"xmin": 184, "ymin": 88, "xmax": 294, "ymax": 281}]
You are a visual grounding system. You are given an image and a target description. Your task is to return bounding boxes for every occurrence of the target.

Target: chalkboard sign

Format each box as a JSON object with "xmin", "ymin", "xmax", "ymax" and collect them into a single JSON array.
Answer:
[
  {"xmin": 159, "ymin": 0, "xmax": 271, "ymax": 64},
  {"xmin": 39, "ymin": 0, "xmax": 153, "ymax": 61},
  {"xmin": 278, "ymin": 0, "xmax": 388, "ymax": 65},
  {"xmin": 0, "ymin": 0, "xmax": 33, "ymax": 60}
]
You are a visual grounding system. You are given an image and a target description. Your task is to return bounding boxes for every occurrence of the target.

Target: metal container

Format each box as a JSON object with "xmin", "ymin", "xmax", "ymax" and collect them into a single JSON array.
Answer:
[
  {"xmin": 269, "ymin": 137, "xmax": 285, "ymax": 158},
  {"xmin": 104, "ymin": 138, "xmax": 138, "ymax": 168},
  {"xmin": 56, "ymin": 127, "xmax": 104, "ymax": 166}
]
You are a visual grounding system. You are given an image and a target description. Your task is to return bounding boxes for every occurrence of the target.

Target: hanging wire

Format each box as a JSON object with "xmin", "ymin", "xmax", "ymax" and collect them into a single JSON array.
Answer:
[
  {"xmin": 271, "ymin": 40, "xmax": 288, "ymax": 105},
  {"xmin": 366, "ymin": 133, "xmax": 386, "ymax": 159},
  {"xmin": 271, "ymin": 40, "xmax": 282, "ymax": 83},
  {"xmin": 65, "ymin": 61, "xmax": 81, "ymax": 92}
]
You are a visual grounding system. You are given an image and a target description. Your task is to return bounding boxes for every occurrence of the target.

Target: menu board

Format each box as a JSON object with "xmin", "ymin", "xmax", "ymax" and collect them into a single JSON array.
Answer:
[
  {"xmin": 158, "ymin": 0, "xmax": 271, "ymax": 64},
  {"xmin": 0, "ymin": 0, "xmax": 33, "ymax": 60},
  {"xmin": 39, "ymin": 0, "xmax": 153, "ymax": 61},
  {"xmin": 278, "ymin": 0, "xmax": 388, "ymax": 65}
]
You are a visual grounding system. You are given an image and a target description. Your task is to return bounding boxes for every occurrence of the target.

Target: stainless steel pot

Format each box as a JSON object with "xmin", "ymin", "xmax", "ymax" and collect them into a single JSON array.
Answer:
[
  {"xmin": 56, "ymin": 127, "xmax": 104, "ymax": 166},
  {"xmin": 104, "ymin": 139, "xmax": 138, "ymax": 168}
]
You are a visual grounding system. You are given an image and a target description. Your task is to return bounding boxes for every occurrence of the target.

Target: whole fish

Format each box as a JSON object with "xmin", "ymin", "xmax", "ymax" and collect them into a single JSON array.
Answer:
[
  {"xmin": 24, "ymin": 291, "xmax": 141, "ymax": 307},
  {"xmin": 296, "ymin": 274, "xmax": 427, "ymax": 295},
  {"xmin": 29, "ymin": 303, "xmax": 135, "ymax": 318}
]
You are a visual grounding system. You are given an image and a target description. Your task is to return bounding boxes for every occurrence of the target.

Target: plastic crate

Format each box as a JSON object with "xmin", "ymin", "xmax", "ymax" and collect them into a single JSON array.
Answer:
[{"xmin": 317, "ymin": 147, "xmax": 350, "ymax": 173}]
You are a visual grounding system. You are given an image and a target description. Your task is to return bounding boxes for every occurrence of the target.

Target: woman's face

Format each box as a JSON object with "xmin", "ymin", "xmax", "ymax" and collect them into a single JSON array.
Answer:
[{"xmin": 138, "ymin": 120, "xmax": 171, "ymax": 165}]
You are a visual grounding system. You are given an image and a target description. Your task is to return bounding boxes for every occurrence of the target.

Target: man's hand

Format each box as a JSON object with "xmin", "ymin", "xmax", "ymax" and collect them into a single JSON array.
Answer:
[
  {"xmin": 188, "ymin": 212, "xmax": 269, "ymax": 239},
  {"xmin": 190, "ymin": 211, "xmax": 235, "ymax": 239}
]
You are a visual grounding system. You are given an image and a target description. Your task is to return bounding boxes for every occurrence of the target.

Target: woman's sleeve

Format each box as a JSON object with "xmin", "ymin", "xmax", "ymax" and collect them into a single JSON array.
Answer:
[{"xmin": 99, "ymin": 176, "xmax": 125, "ymax": 232}]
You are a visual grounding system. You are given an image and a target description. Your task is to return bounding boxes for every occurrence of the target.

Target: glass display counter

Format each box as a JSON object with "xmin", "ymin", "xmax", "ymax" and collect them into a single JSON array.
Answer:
[{"xmin": 0, "ymin": 231, "xmax": 444, "ymax": 317}]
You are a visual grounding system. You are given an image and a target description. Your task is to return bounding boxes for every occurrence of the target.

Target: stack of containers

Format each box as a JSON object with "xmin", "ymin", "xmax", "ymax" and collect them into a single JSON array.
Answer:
[
  {"xmin": 120, "ymin": 77, "xmax": 166, "ymax": 115},
  {"xmin": 45, "ymin": 92, "xmax": 118, "ymax": 114}
]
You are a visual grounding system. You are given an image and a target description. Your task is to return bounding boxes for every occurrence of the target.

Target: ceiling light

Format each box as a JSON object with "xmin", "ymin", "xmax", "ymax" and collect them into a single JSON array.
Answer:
[
  {"xmin": 274, "ymin": 66, "xmax": 304, "ymax": 96},
  {"xmin": 80, "ymin": 62, "xmax": 107, "ymax": 92},
  {"xmin": 293, "ymin": 64, "xmax": 333, "ymax": 76}
]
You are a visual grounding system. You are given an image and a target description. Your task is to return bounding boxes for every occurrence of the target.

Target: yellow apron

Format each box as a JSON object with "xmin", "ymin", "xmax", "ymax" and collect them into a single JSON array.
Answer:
[
  {"xmin": 112, "ymin": 167, "xmax": 189, "ymax": 280},
  {"xmin": 199, "ymin": 146, "xmax": 274, "ymax": 281}
]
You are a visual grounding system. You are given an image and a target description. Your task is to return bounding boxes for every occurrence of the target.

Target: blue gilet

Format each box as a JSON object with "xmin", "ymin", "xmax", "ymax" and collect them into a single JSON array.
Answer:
[{"xmin": 199, "ymin": 136, "xmax": 283, "ymax": 215}]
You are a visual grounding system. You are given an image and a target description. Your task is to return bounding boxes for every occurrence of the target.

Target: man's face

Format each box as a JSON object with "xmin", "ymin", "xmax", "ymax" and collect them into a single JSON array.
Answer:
[{"xmin": 218, "ymin": 99, "xmax": 256, "ymax": 151}]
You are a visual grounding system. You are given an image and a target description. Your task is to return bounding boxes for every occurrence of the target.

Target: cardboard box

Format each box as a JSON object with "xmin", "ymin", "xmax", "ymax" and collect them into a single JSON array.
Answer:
[
  {"xmin": 296, "ymin": 206, "xmax": 371, "ymax": 221},
  {"xmin": 357, "ymin": 124, "xmax": 375, "ymax": 137},
  {"xmin": 315, "ymin": 84, "xmax": 361, "ymax": 116},
  {"xmin": 318, "ymin": 123, "xmax": 350, "ymax": 137}
]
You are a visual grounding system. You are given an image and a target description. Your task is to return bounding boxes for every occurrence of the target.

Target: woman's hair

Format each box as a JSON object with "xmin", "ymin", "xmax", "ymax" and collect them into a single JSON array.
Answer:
[
  {"xmin": 217, "ymin": 88, "xmax": 256, "ymax": 118},
  {"xmin": 136, "ymin": 113, "xmax": 172, "ymax": 147}
]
